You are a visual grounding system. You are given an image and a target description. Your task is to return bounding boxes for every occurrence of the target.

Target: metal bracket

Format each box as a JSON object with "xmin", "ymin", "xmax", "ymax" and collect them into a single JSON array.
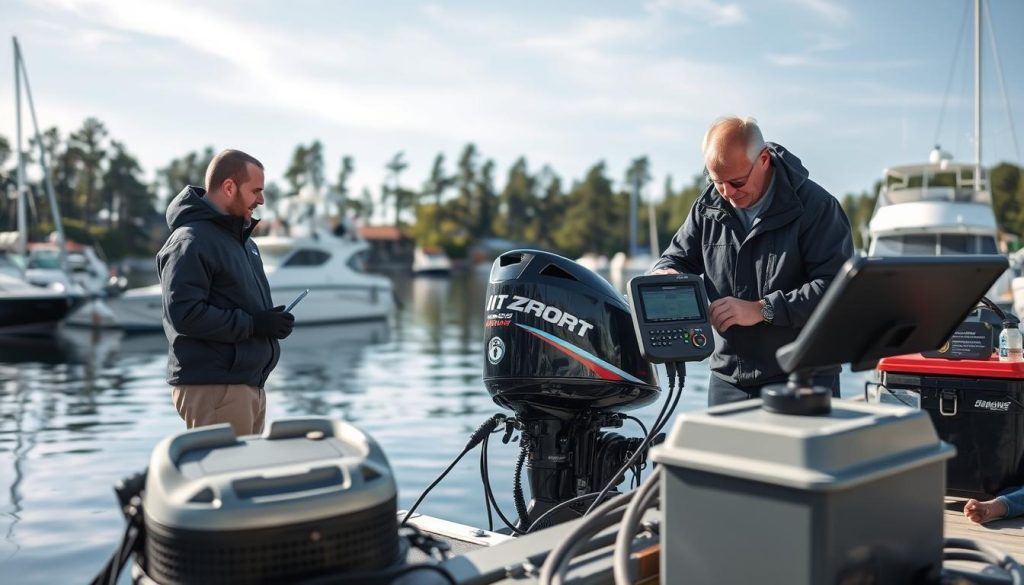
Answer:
[{"xmin": 940, "ymin": 389, "xmax": 958, "ymax": 417}]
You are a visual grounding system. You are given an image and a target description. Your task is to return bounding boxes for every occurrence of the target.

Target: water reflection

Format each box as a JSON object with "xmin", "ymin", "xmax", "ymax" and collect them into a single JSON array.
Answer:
[
  {"xmin": 270, "ymin": 320, "xmax": 391, "ymax": 417},
  {"xmin": 0, "ymin": 327, "xmax": 117, "ymax": 366}
]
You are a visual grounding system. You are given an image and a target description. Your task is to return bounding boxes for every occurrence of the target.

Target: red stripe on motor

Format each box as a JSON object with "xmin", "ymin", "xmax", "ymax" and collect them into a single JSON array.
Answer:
[{"xmin": 526, "ymin": 330, "xmax": 622, "ymax": 381}]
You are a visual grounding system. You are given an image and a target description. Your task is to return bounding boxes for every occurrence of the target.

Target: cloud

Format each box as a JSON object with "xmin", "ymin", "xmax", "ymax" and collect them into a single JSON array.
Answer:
[
  {"xmin": 645, "ymin": 0, "xmax": 747, "ymax": 27},
  {"xmin": 522, "ymin": 17, "xmax": 653, "ymax": 54},
  {"xmin": 766, "ymin": 53, "xmax": 815, "ymax": 67},
  {"xmin": 783, "ymin": 0, "xmax": 851, "ymax": 26},
  {"xmin": 30, "ymin": 0, "xmax": 556, "ymax": 145}
]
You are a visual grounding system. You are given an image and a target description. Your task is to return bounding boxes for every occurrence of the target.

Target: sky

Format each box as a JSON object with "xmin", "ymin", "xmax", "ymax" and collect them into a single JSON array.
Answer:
[{"xmin": 1, "ymin": 0, "xmax": 1023, "ymax": 218}]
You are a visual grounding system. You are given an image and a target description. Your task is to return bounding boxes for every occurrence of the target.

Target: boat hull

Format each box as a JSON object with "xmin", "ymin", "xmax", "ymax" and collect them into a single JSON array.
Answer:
[
  {"xmin": 107, "ymin": 284, "xmax": 392, "ymax": 332},
  {"xmin": 0, "ymin": 294, "xmax": 83, "ymax": 335}
]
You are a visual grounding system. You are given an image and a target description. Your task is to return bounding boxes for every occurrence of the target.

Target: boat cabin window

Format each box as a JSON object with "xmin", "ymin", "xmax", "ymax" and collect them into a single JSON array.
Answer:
[
  {"xmin": 347, "ymin": 250, "xmax": 369, "ymax": 273},
  {"xmin": 873, "ymin": 234, "xmax": 999, "ymax": 255},
  {"xmin": 283, "ymin": 249, "xmax": 331, "ymax": 268}
]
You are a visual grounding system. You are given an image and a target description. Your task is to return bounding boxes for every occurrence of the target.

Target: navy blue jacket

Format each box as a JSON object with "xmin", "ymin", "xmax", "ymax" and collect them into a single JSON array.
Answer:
[
  {"xmin": 653, "ymin": 143, "xmax": 853, "ymax": 386},
  {"xmin": 157, "ymin": 186, "xmax": 279, "ymax": 388}
]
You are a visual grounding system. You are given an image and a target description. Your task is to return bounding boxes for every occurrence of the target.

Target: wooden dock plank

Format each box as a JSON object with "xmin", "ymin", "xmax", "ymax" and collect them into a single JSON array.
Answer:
[{"xmin": 945, "ymin": 497, "xmax": 1024, "ymax": 559}]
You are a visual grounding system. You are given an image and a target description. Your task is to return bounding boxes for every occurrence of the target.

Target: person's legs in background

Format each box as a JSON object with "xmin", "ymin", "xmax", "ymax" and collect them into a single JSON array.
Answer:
[{"xmin": 172, "ymin": 384, "xmax": 264, "ymax": 436}]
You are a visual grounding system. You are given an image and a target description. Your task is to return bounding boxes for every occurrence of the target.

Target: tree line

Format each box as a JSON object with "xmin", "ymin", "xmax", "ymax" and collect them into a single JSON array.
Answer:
[{"xmin": 2, "ymin": 118, "xmax": 1024, "ymax": 261}]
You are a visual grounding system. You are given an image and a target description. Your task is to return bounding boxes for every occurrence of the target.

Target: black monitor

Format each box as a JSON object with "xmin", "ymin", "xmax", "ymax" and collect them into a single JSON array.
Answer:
[{"xmin": 765, "ymin": 255, "xmax": 1008, "ymax": 415}]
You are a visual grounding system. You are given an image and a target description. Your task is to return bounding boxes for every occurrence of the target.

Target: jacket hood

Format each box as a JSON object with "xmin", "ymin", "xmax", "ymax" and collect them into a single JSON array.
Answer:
[
  {"xmin": 166, "ymin": 185, "xmax": 252, "ymax": 238},
  {"xmin": 765, "ymin": 141, "xmax": 809, "ymax": 192}
]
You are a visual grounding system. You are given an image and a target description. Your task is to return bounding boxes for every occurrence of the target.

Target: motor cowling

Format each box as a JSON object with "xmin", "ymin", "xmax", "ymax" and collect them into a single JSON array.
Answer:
[{"xmin": 483, "ymin": 249, "xmax": 659, "ymax": 419}]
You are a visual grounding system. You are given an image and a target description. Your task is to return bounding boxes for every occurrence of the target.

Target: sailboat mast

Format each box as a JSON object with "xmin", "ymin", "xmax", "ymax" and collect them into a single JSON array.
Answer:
[
  {"xmin": 14, "ymin": 38, "xmax": 27, "ymax": 261},
  {"xmin": 16, "ymin": 38, "xmax": 69, "ymax": 272},
  {"xmin": 974, "ymin": 0, "xmax": 982, "ymax": 192},
  {"xmin": 629, "ymin": 175, "xmax": 638, "ymax": 258}
]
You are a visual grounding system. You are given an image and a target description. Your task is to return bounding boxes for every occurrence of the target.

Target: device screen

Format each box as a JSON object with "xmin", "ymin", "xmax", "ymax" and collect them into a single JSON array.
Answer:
[{"xmin": 640, "ymin": 284, "xmax": 703, "ymax": 321}]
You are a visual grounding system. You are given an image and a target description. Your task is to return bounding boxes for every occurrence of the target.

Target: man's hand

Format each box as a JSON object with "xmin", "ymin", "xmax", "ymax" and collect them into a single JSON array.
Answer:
[
  {"xmin": 650, "ymin": 268, "xmax": 679, "ymax": 275},
  {"xmin": 709, "ymin": 297, "xmax": 764, "ymax": 333},
  {"xmin": 253, "ymin": 305, "xmax": 295, "ymax": 339}
]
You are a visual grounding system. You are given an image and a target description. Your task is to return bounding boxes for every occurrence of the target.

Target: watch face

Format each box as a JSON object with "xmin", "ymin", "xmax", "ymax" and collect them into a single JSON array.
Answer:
[{"xmin": 762, "ymin": 302, "xmax": 774, "ymax": 322}]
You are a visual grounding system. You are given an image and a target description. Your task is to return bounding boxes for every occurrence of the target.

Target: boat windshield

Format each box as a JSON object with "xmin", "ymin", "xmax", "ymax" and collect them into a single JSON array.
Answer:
[
  {"xmin": 27, "ymin": 250, "xmax": 61, "ymax": 270},
  {"xmin": 347, "ymin": 250, "xmax": 369, "ymax": 273},
  {"xmin": 873, "ymin": 234, "xmax": 998, "ymax": 256}
]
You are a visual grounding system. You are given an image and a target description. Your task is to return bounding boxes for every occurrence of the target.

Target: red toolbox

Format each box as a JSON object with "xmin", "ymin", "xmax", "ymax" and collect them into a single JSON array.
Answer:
[{"xmin": 874, "ymin": 354, "xmax": 1024, "ymax": 498}]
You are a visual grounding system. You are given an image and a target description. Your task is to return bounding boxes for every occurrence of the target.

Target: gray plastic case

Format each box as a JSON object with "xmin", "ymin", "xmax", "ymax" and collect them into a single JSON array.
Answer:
[
  {"xmin": 650, "ymin": 399, "xmax": 956, "ymax": 585},
  {"xmin": 142, "ymin": 417, "xmax": 400, "ymax": 584},
  {"xmin": 145, "ymin": 417, "xmax": 395, "ymax": 530}
]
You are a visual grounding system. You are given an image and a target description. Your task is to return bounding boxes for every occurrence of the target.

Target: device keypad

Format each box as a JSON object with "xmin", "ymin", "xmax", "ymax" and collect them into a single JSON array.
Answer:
[{"xmin": 648, "ymin": 328, "xmax": 690, "ymax": 347}]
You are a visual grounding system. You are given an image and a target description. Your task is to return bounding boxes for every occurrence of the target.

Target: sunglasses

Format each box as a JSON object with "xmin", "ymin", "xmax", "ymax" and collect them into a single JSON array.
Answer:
[{"xmin": 704, "ymin": 149, "xmax": 766, "ymax": 189}]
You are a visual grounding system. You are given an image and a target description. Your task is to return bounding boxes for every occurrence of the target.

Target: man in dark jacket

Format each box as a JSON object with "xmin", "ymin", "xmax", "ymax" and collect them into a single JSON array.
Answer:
[
  {"xmin": 157, "ymin": 149, "xmax": 295, "ymax": 435},
  {"xmin": 652, "ymin": 117, "xmax": 853, "ymax": 405}
]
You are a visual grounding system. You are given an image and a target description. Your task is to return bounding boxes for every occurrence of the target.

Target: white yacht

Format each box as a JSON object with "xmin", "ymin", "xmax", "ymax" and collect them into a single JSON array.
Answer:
[
  {"xmin": 412, "ymin": 245, "xmax": 453, "ymax": 276},
  {"xmin": 24, "ymin": 241, "xmax": 111, "ymax": 295},
  {"xmin": 866, "ymin": 149, "xmax": 1012, "ymax": 303},
  {"xmin": 257, "ymin": 229, "xmax": 394, "ymax": 323},
  {"xmin": 106, "ymin": 228, "xmax": 394, "ymax": 332}
]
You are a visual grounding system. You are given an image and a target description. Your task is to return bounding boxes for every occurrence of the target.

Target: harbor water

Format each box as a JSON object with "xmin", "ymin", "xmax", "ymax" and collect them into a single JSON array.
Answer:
[{"xmin": 0, "ymin": 270, "xmax": 867, "ymax": 584}]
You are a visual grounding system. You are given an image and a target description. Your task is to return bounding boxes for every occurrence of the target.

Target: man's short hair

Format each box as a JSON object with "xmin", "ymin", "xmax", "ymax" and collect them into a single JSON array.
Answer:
[
  {"xmin": 702, "ymin": 116, "xmax": 766, "ymax": 166},
  {"xmin": 205, "ymin": 149, "xmax": 264, "ymax": 193}
]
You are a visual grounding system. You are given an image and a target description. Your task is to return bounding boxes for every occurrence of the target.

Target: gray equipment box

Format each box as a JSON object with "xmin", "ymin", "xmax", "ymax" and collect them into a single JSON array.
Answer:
[
  {"xmin": 650, "ymin": 399, "xmax": 955, "ymax": 585},
  {"xmin": 142, "ymin": 417, "xmax": 399, "ymax": 585}
]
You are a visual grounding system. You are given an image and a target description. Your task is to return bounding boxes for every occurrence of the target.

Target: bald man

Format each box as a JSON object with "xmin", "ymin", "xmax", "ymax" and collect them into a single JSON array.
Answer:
[{"xmin": 653, "ymin": 117, "xmax": 853, "ymax": 406}]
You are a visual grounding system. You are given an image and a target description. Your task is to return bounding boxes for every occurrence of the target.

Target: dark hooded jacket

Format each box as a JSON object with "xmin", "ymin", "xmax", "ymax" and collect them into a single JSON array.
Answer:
[
  {"xmin": 653, "ymin": 142, "xmax": 853, "ymax": 386},
  {"xmin": 156, "ymin": 186, "xmax": 279, "ymax": 388}
]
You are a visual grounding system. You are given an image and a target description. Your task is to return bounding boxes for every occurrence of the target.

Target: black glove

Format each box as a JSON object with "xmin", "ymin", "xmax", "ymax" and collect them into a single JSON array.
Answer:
[{"xmin": 253, "ymin": 305, "xmax": 295, "ymax": 339}]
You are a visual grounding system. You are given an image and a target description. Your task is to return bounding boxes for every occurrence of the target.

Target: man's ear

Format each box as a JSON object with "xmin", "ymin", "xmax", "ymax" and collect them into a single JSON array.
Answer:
[{"xmin": 222, "ymin": 178, "xmax": 236, "ymax": 197}]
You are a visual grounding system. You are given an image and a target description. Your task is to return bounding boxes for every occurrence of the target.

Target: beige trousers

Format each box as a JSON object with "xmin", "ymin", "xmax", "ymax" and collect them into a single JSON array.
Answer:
[{"xmin": 172, "ymin": 384, "xmax": 266, "ymax": 437}]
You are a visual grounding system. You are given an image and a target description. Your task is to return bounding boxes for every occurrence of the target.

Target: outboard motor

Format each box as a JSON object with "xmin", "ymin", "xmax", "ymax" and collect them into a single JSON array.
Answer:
[{"xmin": 483, "ymin": 249, "xmax": 659, "ymax": 526}]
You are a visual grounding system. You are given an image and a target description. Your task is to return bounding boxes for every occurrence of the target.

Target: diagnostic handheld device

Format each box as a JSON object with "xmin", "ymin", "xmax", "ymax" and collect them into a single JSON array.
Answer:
[
  {"xmin": 627, "ymin": 273, "xmax": 714, "ymax": 363},
  {"xmin": 285, "ymin": 289, "xmax": 310, "ymax": 313}
]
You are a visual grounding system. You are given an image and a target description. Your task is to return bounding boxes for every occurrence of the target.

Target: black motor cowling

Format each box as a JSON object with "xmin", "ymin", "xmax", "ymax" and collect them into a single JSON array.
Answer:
[{"xmin": 483, "ymin": 250, "xmax": 659, "ymax": 418}]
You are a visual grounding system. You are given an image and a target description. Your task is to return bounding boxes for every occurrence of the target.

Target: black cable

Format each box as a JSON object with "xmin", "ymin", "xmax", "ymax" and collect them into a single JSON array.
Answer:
[
  {"xmin": 402, "ymin": 414, "xmax": 505, "ymax": 526},
  {"xmin": 622, "ymin": 415, "xmax": 648, "ymax": 439},
  {"xmin": 613, "ymin": 466, "xmax": 663, "ymax": 585},
  {"xmin": 978, "ymin": 296, "xmax": 1011, "ymax": 323},
  {"xmin": 659, "ymin": 362, "xmax": 686, "ymax": 435},
  {"xmin": 89, "ymin": 493, "xmax": 144, "ymax": 585},
  {"xmin": 583, "ymin": 367, "xmax": 682, "ymax": 516},
  {"xmin": 941, "ymin": 537, "xmax": 1024, "ymax": 584},
  {"xmin": 479, "ymin": 438, "xmax": 494, "ymax": 532},
  {"xmin": 512, "ymin": 438, "xmax": 530, "ymax": 528},
  {"xmin": 524, "ymin": 491, "xmax": 602, "ymax": 533},
  {"xmin": 648, "ymin": 362, "xmax": 683, "ymax": 440},
  {"xmin": 480, "ymin": 432, "xmax": 527, "ymax": 535},
  {"xmin": 538, "ymin": 491, "xmax": 634, "ymax": 585}
]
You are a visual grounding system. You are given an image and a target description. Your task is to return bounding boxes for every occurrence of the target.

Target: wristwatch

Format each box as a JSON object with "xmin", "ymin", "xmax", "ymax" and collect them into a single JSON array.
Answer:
[{"xmin": 760, "ymin": 298, "xmax": 775, "ymax": 324}]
